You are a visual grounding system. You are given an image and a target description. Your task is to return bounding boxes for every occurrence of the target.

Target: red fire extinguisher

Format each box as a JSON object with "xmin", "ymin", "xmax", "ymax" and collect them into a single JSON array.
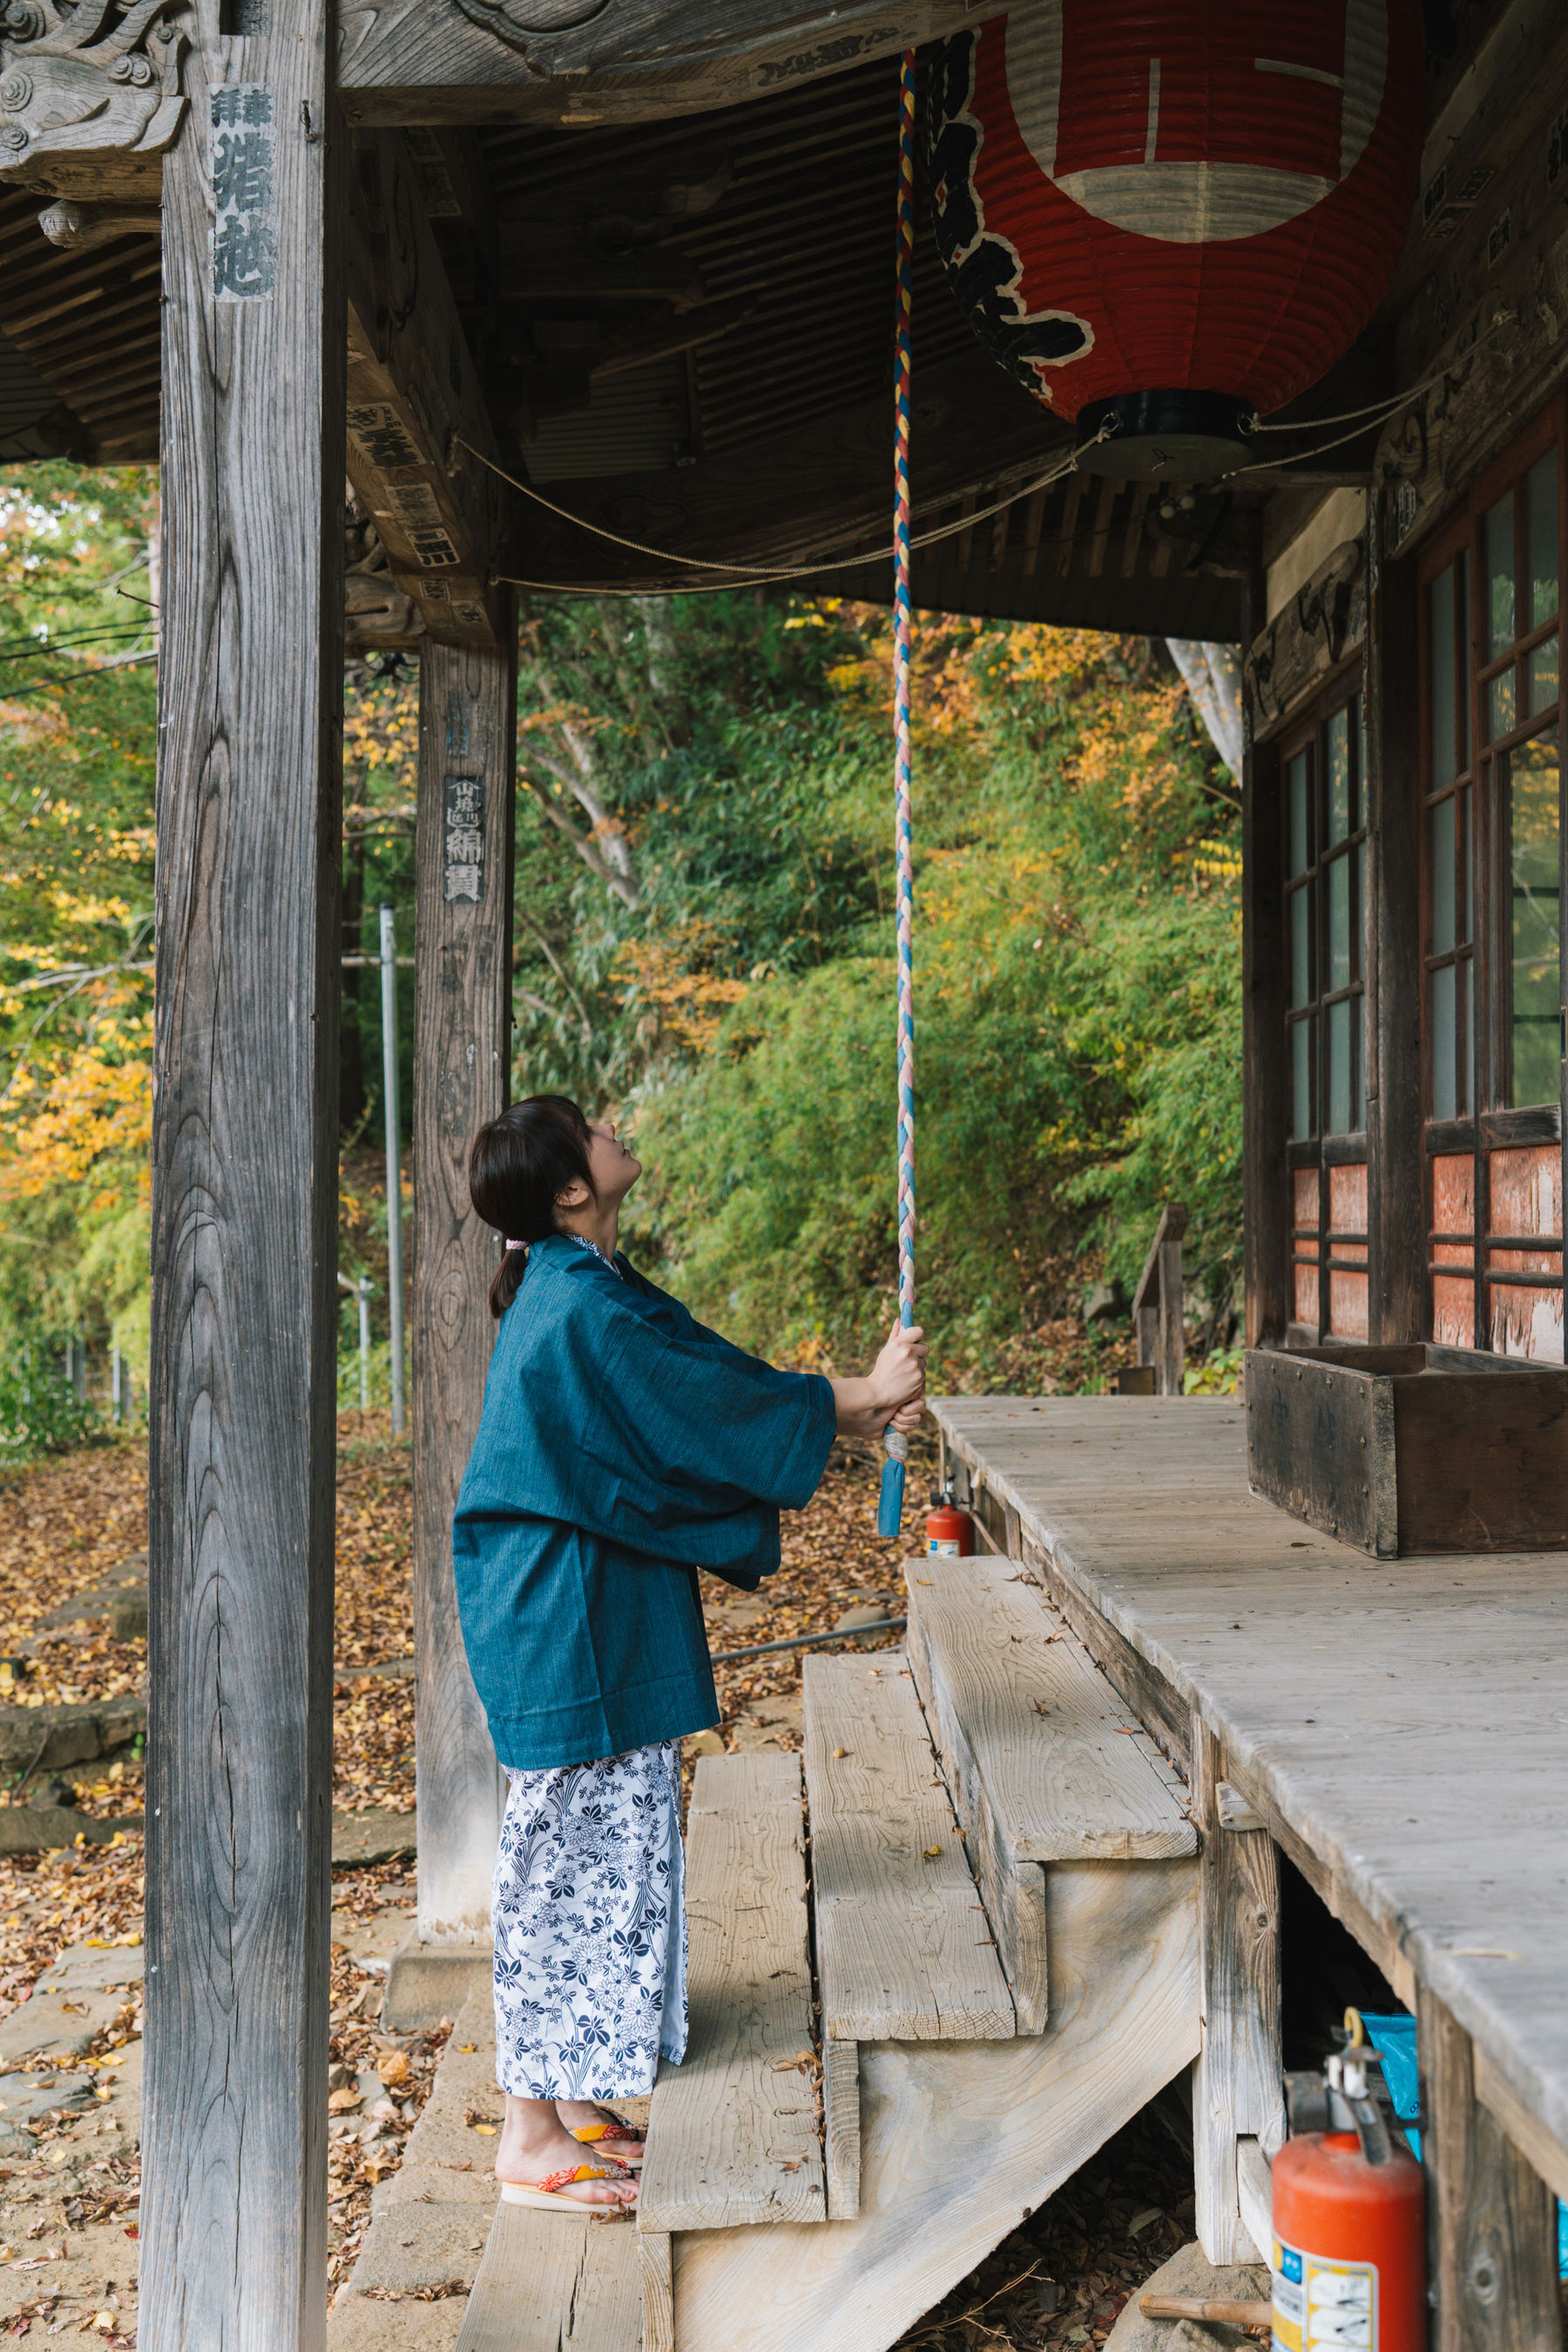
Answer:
[
  {"xmin": 1272, "ymin": 2040, "xmax": 1425, "ymax": 2351},
  {"xmin": 925, "ymin": 1485, "xmax": 973, "ymax": 1557}
]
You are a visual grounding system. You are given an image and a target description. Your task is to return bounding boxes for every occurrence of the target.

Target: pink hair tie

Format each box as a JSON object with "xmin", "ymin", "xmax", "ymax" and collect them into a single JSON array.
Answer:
[{"xmin": 504, "ymin": 1238, "xmax": 526, "ymax": 1251}]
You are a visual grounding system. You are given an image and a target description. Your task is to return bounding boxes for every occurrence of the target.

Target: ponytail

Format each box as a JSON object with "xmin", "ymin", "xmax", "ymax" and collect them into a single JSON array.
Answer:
[{"xmin": 469, "ymin": 1096, "xmax": 598, "ymax": 1317}]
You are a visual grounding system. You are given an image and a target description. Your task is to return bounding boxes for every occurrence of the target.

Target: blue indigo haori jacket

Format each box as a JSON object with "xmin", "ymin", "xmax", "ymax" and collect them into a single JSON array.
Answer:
[{"xmin": 452, "ymin": 1233, "xmax": 836, "ymax": 1770}]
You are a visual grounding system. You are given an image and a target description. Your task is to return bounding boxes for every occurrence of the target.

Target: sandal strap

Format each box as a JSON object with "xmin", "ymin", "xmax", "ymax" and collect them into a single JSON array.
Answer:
[
  {"xmin": 576, "ymin": 2122, "xmax": 645, "ymax": 2145},
  {"xmin": 534, "ymin": 2164, "xmax": 615, "ymax": 2197}
]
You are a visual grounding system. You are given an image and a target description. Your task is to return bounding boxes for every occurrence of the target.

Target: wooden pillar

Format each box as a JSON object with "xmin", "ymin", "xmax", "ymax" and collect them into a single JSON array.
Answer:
[
  {"xmin": 413, "ymin": 618, "xmax": 517, "ymax": 1943},
  {"xmin": 1364, "ymin": 499, "xmax": 1427, "ymax": 1344},
  {"xmin": 1417, "ymin": 1988, "xmax": 1559, "ymax": 2351},
  {"xmin": 144, "ymin": 10, "xmax": 343, "ymax": 2347},
  {"xmin": 1240, "ymin": 556, "xmax": 1290, "ymax": 1348},
  {"xmin": 1192, "ymin": 1721, "xmax": 1284, "ymax": 2264}
]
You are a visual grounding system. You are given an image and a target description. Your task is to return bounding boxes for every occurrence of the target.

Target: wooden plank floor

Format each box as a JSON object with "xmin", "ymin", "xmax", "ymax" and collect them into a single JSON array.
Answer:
[
  {"xmin": 454, "ymin": 2205, "xmax": 642, "ymax": 2352},
  {"xmin": 803, "ymin": 1652, "xmax": 1014, "ymax": 2041},
  {"xmin": 931, "ymin": 1395, "xmax": 1568, "ymax": 2177},
  {"xmin": 636, "ymin": 1753, "xmax": 826, "ymax": 2234}
]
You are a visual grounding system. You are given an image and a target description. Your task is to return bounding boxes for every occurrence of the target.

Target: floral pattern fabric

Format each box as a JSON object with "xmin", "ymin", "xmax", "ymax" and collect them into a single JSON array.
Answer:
[{"xmin": 491, "ymin": 1739, "xmax": 687, "ymax": 2101}]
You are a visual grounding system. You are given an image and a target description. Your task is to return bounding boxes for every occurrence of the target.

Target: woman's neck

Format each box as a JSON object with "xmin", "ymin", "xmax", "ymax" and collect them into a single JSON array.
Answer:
[{"xmin": 555, "ymin": 1203, "xmax": 620, "ymax": 1257}]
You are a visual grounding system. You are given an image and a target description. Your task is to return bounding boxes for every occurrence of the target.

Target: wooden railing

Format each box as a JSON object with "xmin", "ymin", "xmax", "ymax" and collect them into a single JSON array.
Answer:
[{"xmin": 1115, "ymin": 1201, "xmax": 1188, "ymax": 1396}]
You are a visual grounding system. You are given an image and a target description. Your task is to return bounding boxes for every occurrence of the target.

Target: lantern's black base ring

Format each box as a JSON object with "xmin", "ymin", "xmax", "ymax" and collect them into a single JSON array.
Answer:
[{"xmin": 1075, "ymin": 391, "xmax": 1254, "ymax": 481}]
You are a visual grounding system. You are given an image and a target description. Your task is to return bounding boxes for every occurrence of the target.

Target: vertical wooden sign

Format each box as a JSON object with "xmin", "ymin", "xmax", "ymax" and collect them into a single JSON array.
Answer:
[
  {"xmin": 143, "ymin": 8, "xmax": 343, "ymax": 2346},
  {"xmin": 413, "ymin": 617, "xmax": 517, "ymax": 1946}
]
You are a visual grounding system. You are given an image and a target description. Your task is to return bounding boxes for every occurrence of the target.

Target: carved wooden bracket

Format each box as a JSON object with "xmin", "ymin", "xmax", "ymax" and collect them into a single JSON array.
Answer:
[
  {"xmin": 452, "ymin": 0, "xmax": 610, "ymax": 46},
  {"xmin": 1244, "ymin": 537, "xmax": 1366, "ymax": 741},
  {"xmin": 0, "ymin": 0, "xmax": 186, "ymax": 201},
  {"xmin": 1374, "ymin": 213, "xmax": 1568, "ymax": 560}
]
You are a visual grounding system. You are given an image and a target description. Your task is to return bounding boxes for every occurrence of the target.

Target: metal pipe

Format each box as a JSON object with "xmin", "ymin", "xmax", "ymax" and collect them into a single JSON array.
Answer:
[
  {"xmin": 380, "ymin": 903, "xmax": 407, "ymax": 1438},
  {"xmin": 708, "ymin": 1615, "xmax": 906, "ymax": 1667}
]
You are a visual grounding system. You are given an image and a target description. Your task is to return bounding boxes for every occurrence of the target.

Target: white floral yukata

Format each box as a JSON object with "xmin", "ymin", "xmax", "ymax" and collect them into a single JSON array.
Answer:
[
  {"xmin": 489, "ymin": 1239, "xmax": 706, "ymax": 2099},
  {"xmin": 491, "ymin": 1740, "xmax": 689, "ymax": 2101}
]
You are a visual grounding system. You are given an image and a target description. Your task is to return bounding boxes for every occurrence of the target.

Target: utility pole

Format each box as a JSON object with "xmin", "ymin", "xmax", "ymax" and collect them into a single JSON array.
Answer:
[{"xmin": 381, "ymin": 902, "xmax": 407, "ymax": 1437}]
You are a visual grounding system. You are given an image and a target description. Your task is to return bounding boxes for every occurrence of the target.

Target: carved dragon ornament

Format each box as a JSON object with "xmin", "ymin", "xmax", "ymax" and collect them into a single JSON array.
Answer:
[{"xmin": 0, "ymin": 0, "xmax": 187, "ymax": 196}]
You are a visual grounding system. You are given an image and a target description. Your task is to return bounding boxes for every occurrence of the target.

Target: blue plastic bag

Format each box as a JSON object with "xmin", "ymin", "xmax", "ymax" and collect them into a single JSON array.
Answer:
[{"xmin": 1361, "ymin": 2012, "xmax": 1568, "ymax": 2278}]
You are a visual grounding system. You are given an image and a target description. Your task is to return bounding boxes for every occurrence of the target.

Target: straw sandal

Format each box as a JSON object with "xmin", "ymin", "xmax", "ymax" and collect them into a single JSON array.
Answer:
[
  {"xmin": 570, "ymin": 2113, "xmax": 646, "ymax": 2167},
  {"xmin": 499, "ymin": 2163, "xmax": 637, "ymax": 2214}
]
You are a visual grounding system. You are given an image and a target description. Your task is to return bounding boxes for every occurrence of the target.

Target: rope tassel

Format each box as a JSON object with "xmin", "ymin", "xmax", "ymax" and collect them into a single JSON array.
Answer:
[{"xmin": 879, "ymin": 47, "xmax": 917, "ymax": 1545}]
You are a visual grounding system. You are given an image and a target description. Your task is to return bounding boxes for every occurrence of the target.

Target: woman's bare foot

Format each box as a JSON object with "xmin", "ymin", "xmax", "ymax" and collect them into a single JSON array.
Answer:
[
  {"xmin": 556, "ymin": 2099, "xmax": 645, "ymax": 2159},
  {"xmin": 495, "ymin": 2094, "xmax": 637, "ymax": 2208}
]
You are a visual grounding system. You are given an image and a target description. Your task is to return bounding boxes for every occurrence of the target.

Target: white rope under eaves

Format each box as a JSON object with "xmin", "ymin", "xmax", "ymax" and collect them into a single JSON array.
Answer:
[
  {"xmin": 456, "ymin": 430, "xmax": 1097, "ymax": 596},
  {"xmin": 1236, "ymin": 308, "xmax": 1517, "ymax": 454}
]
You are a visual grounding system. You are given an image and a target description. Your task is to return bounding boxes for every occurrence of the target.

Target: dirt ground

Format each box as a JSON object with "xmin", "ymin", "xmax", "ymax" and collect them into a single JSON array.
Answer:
[{"xmin": 0, "ymin": 1423, "xmax": 1203, "ymax": 2347}]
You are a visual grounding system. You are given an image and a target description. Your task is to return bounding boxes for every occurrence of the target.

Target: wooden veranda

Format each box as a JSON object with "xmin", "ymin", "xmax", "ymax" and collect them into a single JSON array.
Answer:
[{"xmin": 3, "ymin": 0, "xmax": 1568, "ymax": 2345}]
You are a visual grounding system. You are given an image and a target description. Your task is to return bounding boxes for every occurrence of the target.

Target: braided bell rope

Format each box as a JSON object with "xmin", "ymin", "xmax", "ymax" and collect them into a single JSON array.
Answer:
[{"xmin": 881, "ymin": 48, "xmax": 917, "ymax": 1526}]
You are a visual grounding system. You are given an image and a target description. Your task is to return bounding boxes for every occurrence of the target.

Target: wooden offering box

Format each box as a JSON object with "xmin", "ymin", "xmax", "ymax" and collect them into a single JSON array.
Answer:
[{"xmin": 1245, "ymin": 1343, "xmax": 1568, "ymax": 1557}]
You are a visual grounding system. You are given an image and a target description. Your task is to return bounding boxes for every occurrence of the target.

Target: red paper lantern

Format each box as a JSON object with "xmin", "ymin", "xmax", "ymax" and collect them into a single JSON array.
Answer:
[{"xmin": 929, "ymin": 4, "xmax": 1423, "ymax": 476}]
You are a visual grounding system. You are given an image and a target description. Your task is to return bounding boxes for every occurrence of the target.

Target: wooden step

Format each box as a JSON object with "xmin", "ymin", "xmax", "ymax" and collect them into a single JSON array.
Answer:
[
  {"xmin": 803, "ymin": 1651, "xmax": 1017, "ymax": 2221},
  {"xmin": 636, "ymin": 1753, "xmax": 826, "ymax": 2236},
  {"xmin": 453, "ymin": 2204, "xmax": 643, "ymax": 2352},
  {"xmin": 904, "ymin": 1554, "xmax": 1194, "ymax": 2030},
  {"xmin": 669, "ymin": 1842, "xmax": 1201, "ymax": 2352},
  {"xmin": 803, "ymin": 1652, "xmax": 1015, "ymax": 2045}
]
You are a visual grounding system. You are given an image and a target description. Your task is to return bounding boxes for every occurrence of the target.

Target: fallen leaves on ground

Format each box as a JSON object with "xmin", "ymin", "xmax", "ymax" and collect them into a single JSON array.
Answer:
[{"xmin": 889, "ymin": 2103, "xmax": 1200, "ymax": 2350}]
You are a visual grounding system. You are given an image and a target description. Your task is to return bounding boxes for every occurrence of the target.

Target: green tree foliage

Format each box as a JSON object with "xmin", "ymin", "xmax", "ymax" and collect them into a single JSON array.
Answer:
[
  {"xmin": 503, "ymin": 596, "xmax": 1244, "ymax": 1384},
  {"xmin": 0, "ymin": 467, "xmax": 1243, "ymax": 1413},
  {"xmin": 0, "ymin": 463, "xmax": 158, "ymax": 1382}
]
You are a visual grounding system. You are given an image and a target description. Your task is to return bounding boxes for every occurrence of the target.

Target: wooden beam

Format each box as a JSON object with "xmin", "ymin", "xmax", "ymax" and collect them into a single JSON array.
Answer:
[
  {"xmin": 344, "ymin": 131, "xmax": 507, "ymax": 649},
  {"xmin": 338, "ymin": 0, "xmax": 1007, "ymax": 130},
  {"xmin": 142, "ymin": 15, "xmax": 342, "ymax": 2348},
  {"xmin": 1240, "ymin": 539, "xmax": 1291, "ymax": 1351},
  {"xmin": 1192, "ymin": 1725, "xmax": 1284, "ymax": 2266},
  {"xmin": 412, "ymin": 623, "xmax": 517, "ymax": 1943},
  {"xmin": 1418, "ymin": 1987, "xmax": 1560, "ymax": 2352},
  {"xmin": 1364, "ymin": 507, "xmax": 1426, "ymax": 1344}
]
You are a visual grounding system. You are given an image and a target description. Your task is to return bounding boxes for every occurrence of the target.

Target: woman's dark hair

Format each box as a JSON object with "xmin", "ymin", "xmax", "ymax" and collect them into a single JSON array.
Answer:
[{"xmin": 470, "ymin": 1095, "xmax": 596, "ymax": 1317}]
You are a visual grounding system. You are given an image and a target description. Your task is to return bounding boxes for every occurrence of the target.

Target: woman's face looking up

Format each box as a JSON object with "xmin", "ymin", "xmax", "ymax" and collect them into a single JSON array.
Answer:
[{"xmin": 580, "ymin": 1118, "xmax": 641, "ymax": 1210}]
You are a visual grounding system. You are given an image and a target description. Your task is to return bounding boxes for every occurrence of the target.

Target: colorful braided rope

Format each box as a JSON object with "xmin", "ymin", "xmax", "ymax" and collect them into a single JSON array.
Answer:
[{"xmin": 878, "ymin": 48, "xmax": 917, "ymax": 1541}]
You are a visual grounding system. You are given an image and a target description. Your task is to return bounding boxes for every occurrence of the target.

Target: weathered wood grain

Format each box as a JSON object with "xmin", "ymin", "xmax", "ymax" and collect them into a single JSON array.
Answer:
[
  {"xmin": 452, "ymin": 2200, "xmax": 642, "ymax": 2352},
  {"xmin": 143, "ymin": 13, "xmax": 343, "ymax": 2347},
  {"xmin": 337, "ymin": 0, "xmax": 1006, "ymax": 129},
  {"xmin": 1243, "ymin": 537, "xmax": 1366, "ymax": 741},
  {"xmin": 822, "ymin": 2039, "xmax": 861, "ymax": 2223},
  {"xmin": 637, "ymin": 1754, "xmax": 824, "ymax": 2234},
  {"xmin": 344, "ymin": 132, "xmax": 506, "ymax": 646},
  {"xmin": 1376, "ymin": 208, "xmax": 1568, "ymax": 561},
  {"xmin": 1474, "ymin": 2047, "xmax": 1568, "ymax": 2209},
  {"xmin": 1192, "ymin": 1725, "xmax": 1283, "ymax": 2267},
  {"xmin": 672, "ymin": 1855, "xmax": 1200, "ymax": 2352},
  {"xmin": 1363, "ymin": 507, "xmax": 1425, "ymax": 1346},
  {"xmin": 1234, "ymin": 2138, "xmax": 1273, "ymax": 2266},
  {"xmin": 1244, "ymin": 1349, "xmax": 1395, "ymax": 1555},
  {"xmin": 1131, "ymin": 1204, "xmax": 1187, "ymax": 1397},
  {"xmin": 638, "ymin": 2228, "xmax": 674, "ymax": 2352},
  {"xmin": 902, "ymin": 1583, "xmax": 1049, "ymax": 2036},
  {"xmin": 929, "ymin": 1396, "xmax": 1568, "ymax": 2195},
  {"xmin": 902, "ymin": 1556, "xmax": 1196, "ymax": 1865},
  {"xmin": 413, "ymin": 630, "xmax": 516, "ymax": 1945},
  {"xmin": 1240, "ymin": 638, "xmax": 1289, "ymax": 1352},
  {"xmin": 803, "ymin": 1652, "xmax": 1013, "ymax": 2044},
  {"xmin": 1246, "ymin": 1344, "xmax": 1568, "ymax": 1556},
  {"xmin": 1418, "ymin": 1988, "xmax": 1560, "ymax": 2352}
]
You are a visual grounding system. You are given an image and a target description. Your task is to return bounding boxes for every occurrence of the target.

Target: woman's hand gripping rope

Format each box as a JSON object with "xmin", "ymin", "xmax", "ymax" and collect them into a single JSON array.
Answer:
[{"xmin": 828, "ymin": 1319, "xmax": 927, "ymax": 1446}]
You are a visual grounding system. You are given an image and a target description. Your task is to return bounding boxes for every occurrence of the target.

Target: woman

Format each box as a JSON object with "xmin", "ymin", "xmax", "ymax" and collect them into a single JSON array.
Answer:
[{"xmin": 454, "ymin": 1095, "xmax": 926, "ymax": 2214}]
